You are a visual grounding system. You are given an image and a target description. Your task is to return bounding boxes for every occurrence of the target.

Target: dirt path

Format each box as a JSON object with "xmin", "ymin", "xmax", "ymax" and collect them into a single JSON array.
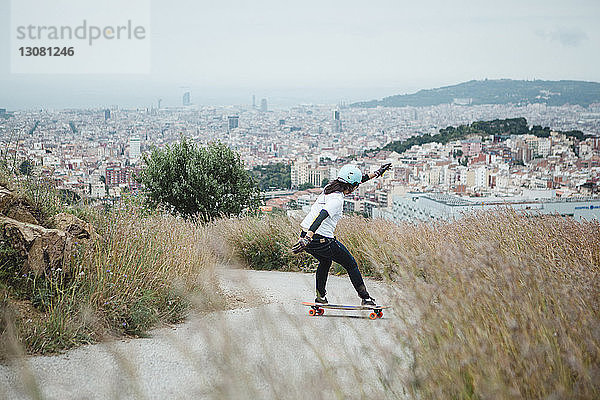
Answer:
[{"xmin": 0, "ymin": 269, "xmax": 412, "ymax": 399}]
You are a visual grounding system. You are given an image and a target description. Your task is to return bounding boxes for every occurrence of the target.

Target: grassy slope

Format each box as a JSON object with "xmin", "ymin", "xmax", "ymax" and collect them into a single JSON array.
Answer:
[
  {"xmin": 1, "ymin": 172, "xmax": 598, "ymax": 398},
  {"xmin": 221, "ymin": 211, "xmax": 600, "ymax": 399},
  {"xmin": 0, "ymin": 175, "xmax": 220, "ymax": 358}
]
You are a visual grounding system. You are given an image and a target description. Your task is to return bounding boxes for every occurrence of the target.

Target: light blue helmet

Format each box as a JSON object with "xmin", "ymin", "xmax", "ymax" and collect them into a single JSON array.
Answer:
[{"xmin": 337, "ymin": 164, "xmax": 362, "ymax": 186}]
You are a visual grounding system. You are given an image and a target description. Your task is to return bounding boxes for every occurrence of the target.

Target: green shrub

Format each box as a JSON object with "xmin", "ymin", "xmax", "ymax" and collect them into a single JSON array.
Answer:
[
  {"xmin": 216, "ymin": 215, "xmax": 313, "ymax": 271},
  {"xmin": 22, "ymin": 298, "xmax": 95, "ymax": 355},
  {"xmin": 138, "ymin": 139, "xmax": 261, "ymax": 221}
]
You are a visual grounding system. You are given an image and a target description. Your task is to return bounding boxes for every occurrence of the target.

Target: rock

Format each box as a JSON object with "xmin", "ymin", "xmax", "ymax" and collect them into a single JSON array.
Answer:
[
  {"xmin": 0, "ymin": 188, "xmax": 97, "ymax": 277},
  {"xmin": 0, "ymin": 186, "xmax": 39, "ymax": 225},
  {"xmin": 51, "ymin": 213, "xmax": 99, "ymax": 243},
  {"xmin": 0, "ymin": 217, "xmax": 72, "ymax": 276},
  {"xmin": 5, "ymin": 203, "xmax": 38, "ymax": 225},
  {"xmin": 0, "ymin": 187, "xmax": 13, "ymax": 211}
]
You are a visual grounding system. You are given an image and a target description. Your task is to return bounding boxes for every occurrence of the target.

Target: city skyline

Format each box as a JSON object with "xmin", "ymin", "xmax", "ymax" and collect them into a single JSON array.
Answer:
[
  {"xmin": 1, "ymin": 0, "xmax": 599, "ymax": 109},
  {"xmin": 2, "ymin": 102, "xmax": 598, "ymax": 222}
]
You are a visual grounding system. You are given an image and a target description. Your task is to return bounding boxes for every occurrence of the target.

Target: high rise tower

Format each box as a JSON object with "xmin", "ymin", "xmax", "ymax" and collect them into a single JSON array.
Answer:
[
  {"xmin": 183, "ymin": 92, "xmax": 191, "ymax": 106},
  {"xmin": 129, "ymin": 136, "xmax": 141, "ymax": 164},
  {"xmin": 333, "ymin": 110, "xmax": 342, "ymax": 132},
  {"xmin": 260, "ymin": 98, "xmax": 268, "ymax": 112},
  {"xmin": 228, "ymin": 115, "xmax": 239, "ymax": 130}
]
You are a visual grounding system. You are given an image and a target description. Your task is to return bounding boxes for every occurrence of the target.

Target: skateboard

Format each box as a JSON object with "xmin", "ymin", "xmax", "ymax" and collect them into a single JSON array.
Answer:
[{"xmin": 302, "ymin": 302, "xmax": 390, "ymax": 320}]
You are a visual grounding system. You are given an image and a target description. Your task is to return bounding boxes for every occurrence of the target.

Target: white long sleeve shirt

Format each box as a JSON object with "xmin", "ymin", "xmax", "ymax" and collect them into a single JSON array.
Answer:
[{"xmin": 300, "ymin": 191, "xmax": 344, "ymax": 238}]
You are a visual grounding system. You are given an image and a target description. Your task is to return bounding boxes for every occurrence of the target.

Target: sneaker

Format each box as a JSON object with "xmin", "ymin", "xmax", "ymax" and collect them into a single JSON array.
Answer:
[
  {"xmin": 361, "ymin": 297, "xmax": 376, "ymax": 306},
  {"xmin": 315, "ymin": 292, "xmax": 328, "ymax": 304}
]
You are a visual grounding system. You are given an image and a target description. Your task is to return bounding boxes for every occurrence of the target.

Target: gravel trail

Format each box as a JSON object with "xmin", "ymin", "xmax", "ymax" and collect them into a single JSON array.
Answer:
[{"xmin": 0, "ymin": 269, "xmax": 411, "ymax": 399}]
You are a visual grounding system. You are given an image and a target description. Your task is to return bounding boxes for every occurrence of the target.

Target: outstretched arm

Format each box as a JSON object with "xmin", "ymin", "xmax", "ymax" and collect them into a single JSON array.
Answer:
[{"xmin": 361, "ymin": 163, "xmax": 392, "ymax": 183}]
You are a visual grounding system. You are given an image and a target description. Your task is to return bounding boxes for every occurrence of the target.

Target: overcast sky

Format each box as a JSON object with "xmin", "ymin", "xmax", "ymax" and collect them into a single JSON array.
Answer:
[{"xmin": 1, "ymin": 0, "xmax": 599, "ymax": 109}]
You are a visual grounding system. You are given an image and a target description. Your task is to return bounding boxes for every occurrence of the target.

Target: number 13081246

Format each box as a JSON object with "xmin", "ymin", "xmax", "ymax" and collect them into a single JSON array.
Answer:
[{"xmin": 19, "ymin": 47, "xmax": 75, "ymax": 56}]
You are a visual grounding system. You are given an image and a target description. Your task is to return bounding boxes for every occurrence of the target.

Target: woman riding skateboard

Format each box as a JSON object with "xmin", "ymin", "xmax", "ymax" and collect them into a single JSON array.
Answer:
[{"xmin": 291, "ymin": 163, "xmax": 392, "ymax": 306}]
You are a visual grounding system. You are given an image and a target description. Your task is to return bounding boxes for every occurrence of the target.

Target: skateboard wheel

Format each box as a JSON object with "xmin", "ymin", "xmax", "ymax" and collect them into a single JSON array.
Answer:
[
  {"xmin": 377, "ymin": 311, "xmax": 383, "ymax": 318},
  {"xmin": 317, "ymin": 309, "xmax": 324, "ymax": 316},
  {"xmin": 309, "ymin": 309, "xmax": 316, "ymax": 316},
  {"xmin": 369, "ymin": 312, "xmax": 377, "ymax": 320}
]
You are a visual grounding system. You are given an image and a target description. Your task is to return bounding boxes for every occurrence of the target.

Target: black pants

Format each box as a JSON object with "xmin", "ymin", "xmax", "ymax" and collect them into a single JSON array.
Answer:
[{"xmin": 301, "ymin": 231, "xmax": 370, "ymax": 299}]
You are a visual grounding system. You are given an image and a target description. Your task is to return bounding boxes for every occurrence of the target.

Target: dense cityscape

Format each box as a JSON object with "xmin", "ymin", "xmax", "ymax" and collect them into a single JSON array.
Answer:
[{"xmin": 1, "ymin": 96, "xmax": 599, "ymax": 221}]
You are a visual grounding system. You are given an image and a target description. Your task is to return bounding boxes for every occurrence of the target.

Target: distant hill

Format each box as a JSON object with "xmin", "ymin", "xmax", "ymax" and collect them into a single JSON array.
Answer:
[{"xmin": 351, "ymin": 79, "xmax": 600, "ymax": 108}]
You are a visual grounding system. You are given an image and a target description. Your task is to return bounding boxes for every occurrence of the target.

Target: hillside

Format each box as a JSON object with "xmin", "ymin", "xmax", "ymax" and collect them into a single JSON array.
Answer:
[
  {"xmin": 376, "ymin": 117, "xmax": 589, "ymax": 155},
  {"xmin": 216, "ymin": 213, "xmax": 600, "ymax": 398},
  {"xmin": 351, "ymin": 79, "xmax": 600, "ymax": 108},
  {"xmin": 0, "ymin": 171, "xmax": 218, "ymax": 358},
  {"xmin": 1, "ymin": 175, "xmax": 598, "ymax": 398}
]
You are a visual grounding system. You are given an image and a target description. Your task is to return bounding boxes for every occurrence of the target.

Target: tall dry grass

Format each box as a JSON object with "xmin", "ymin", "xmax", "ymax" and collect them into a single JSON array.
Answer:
[
  {"xmin": 212, "ymin": 215, "xmax": 314, "ymax": 271},
  {"xmin": 1, "ymin": 201, "xmax": 220, "ymax": 357},
  {"xmin": 212, "ymin": 211, "xmax": 599, "ymax": 398},
  {"xmin": 3, "ymin": 198, "xmax": 599, "ymax": 399},
  {"xmin": 79, "ymin": 203, "xmax": 221, "ymax": 336},
  {"xmin": 334, "ymin": 210, "xmax": 599, "ymax": 399}
]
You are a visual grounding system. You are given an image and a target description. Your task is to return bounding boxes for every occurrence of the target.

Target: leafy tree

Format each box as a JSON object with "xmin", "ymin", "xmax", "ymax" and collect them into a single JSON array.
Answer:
[
  {"xmin": 298, "ymin": 183, "xmax": 315, "ymax": 191},
  {"xmin": 19, "ymin": 160, "xmax": 33, "ymax": 175},
  {"xmin": 452, "ymin": 149, "xmax": 463, "ymax": 159},
  {"xmin": 59, "ymin": 188, "xmax": 81, "ymax": 204},
  {"xmin": 250, "ymin": 163, "xmax": 291, "ymax": 190},
  {"xmin": 530, "ymin": 125, "xmax": 551, "ymax": 138},
  {"xmin": 562, "ymin": 130, "xmax": 587, "ymax": 141},
  {"xmin": 138, "ymin": 139, "xmax": 260, "ymax": 221},
  {"xmin": 287, "ymin": 199, "xmax": 300, "ymax": 210},
  {"xmin": 381, "ymin": 117, "xmax": 590, "ymax": 156}
]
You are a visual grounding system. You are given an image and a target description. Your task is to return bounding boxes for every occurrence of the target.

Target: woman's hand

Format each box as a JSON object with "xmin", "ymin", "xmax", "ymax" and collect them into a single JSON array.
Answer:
[
  {"xmin": 291, "ymin": 236, "xmax": 312, "ymax": 254},
  {"xmin": 374, "ymin": 163, "xmax": 392, "ymax": 178}
]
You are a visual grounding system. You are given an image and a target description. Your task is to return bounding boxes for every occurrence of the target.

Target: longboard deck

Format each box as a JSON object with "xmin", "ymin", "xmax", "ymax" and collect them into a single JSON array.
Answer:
[
  {"xmin": 302, "ymin": 302, "xmax": 390, "ymax": 311},
  {"xmin": 302, "ymin": 301, "xmax": 390, "ymax": 320}
]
